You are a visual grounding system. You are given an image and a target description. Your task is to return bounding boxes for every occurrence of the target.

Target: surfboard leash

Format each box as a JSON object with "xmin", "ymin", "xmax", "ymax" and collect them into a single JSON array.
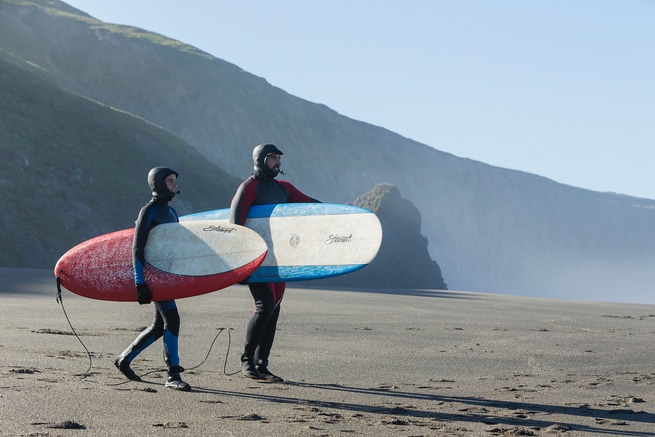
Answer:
[
  {"xmin": 55, "ymin": 275, "xmax": 93, "ymax": 379},
  {"xmin": 55, "ymin": 276, "xmax": 240, "ymax": 385},
  {"xmin": 55, "ymin": 275, "xmax": 154, "ymax": 386},
  {"xmin": 55, "ymin": 276, "xmax": 240, "ymax": 383},
  {"xmin": 103, "ymin": 327, "xmax": 241, "ymax": 384},
  {"xmin": 184, "ymin": 327, "xmax": 241, "ymax": 377}
]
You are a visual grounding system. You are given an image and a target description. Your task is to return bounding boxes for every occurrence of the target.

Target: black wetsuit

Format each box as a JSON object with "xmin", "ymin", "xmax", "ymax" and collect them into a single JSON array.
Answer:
[
  {"xmin": 117, "ymin": 167, "xmax": 182, "ymax": 371},
  {"xmin": 230, "ymin": 144, "xmax": 319, "ymax": 369}
]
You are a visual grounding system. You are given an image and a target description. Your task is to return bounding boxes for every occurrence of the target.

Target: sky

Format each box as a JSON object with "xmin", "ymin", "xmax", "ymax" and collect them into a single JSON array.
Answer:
[{"xmin": 63, "ymin": 0, "xmax": 655, "ymax": 200}]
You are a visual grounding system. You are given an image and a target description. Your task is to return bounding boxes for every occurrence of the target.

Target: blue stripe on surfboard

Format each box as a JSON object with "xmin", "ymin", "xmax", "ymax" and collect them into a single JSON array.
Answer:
[
  {"xmin": 245, "ymin": 203, "xmax": 370, "ymax": 218},
  {"xmin": 181, "ymin": 203, "xmax": 371, "ymax": 221},
  {"xmin": 248, "ymin": 264, "xmax": 367, "ymax": 282},
  {"xmin": 181, "ymin": 209, "xmax": 229, "ymax": 221}
]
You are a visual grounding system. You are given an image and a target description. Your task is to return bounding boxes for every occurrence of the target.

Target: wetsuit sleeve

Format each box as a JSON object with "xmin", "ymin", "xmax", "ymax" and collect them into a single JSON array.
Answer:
[
  {"xmin": 229, "ymin": 177, "xmax": 258, "ymax": 225},
  {"xmin": 133, "ymin": 204, "xmax": 156, "ymax": 285},
  {"xmin": 278, "ymin": 180, "xmax": 321, "ymax": 203}
]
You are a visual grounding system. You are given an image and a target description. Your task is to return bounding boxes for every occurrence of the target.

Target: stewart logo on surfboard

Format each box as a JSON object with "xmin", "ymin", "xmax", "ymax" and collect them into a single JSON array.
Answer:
[
  {"xmin": 203, "ymin": 225, "xmax": 237, "ymax": 233},
  {"xmin": 325, "ymin": 234, "xmax": 353, "ymax": 245}
]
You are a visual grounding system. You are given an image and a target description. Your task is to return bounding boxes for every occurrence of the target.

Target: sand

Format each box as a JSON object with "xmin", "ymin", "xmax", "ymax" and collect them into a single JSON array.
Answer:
[{"xmin": 1, "ymin": 267, "xmax": 655, "ymax": 436}]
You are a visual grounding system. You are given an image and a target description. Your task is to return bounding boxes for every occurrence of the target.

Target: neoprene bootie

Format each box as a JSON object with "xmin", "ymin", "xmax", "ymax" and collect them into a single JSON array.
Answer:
[
  {"xmin": 256, "ymin": 361, "xmax": 283, "ymax": 383},
  {"xmin": 240, "ymin": 354, "xmax": 260, "ymax": 379},
  {"xmin": 165, "ymin": 365, "xmax": 191, "ymax": 391},
  {"xmin": 113, "ymin": 355, "xmax": 141, "ymax": 381}
]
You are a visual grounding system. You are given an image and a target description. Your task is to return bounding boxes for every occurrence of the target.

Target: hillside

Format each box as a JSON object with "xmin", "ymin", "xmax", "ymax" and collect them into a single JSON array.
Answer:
[
  {"xmin": 0, "ymin": 51, "xmax": 240, "ymax": 266},
  {"xmin": 0, "ymin": 49, "xmax": 444, "ymax": 289},
  {"xmin": 1, "ymin": 0, "xmax": 654, "ymax": 302}
]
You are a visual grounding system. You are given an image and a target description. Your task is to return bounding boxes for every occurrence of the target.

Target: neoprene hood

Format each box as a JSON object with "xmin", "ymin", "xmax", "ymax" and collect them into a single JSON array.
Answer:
[
  {"xmin": 148, "ymin": 166, "xmax": 178, "ymax": 201},
  {"xmin": 252, "ymin": 143, "xmax": 283, "ymax": 180}
]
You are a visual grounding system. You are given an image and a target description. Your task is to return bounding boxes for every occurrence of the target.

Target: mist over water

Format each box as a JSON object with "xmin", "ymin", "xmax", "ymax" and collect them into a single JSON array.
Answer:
[
  {"xmin": 541, "ymin": 258, "xmax": 655, "ymax": 305},
  {"xmin": 474, "ymin": 257, "xmax": 655, "ymax": 305}
]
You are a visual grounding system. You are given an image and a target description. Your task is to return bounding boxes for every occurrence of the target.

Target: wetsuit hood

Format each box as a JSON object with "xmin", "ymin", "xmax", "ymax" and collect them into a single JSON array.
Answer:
[
  {"xmin": 253, "ymin": 143, "xmax": 283, "ymax": 181},
  {"xmin": 147, "ymin": 166, "xmax": 178, "ymax": 201}
]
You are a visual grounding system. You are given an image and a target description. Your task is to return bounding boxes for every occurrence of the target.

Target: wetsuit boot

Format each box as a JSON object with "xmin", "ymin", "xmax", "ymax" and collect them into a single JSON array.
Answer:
[
  {"xmin": 165, "ymin": 365, "xmax": 191, "ymax": 391},
  {"xmin": 113, "ymin": 354, "xmax": 141, "ymax": 381},
  {"xmin": 241, "ymin": 353, "xmax": 260, "ymax": 379},
  {"xmin": 256, "ymin": 359, "xmax": 283, "ymax": 382},
  {"xmin": 114, "ymin": 314, "xmax": 163, "ymax": 382},
  {"xmin": 114, "ymin": 336, "xmax": 154, "ymax": 382}
]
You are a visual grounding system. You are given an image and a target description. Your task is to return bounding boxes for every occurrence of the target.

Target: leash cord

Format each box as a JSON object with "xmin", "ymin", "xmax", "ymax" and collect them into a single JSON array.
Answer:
[
  {"xmin": 55, "ymin": 276, "xmax": 239, "ymax": 384},
  {"xmin": 56, "ymin": 276, "xmax": 93, "ymax": 378}
]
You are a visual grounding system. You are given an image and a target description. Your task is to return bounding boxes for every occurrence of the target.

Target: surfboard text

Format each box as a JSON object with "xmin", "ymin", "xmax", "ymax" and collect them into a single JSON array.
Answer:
[
  {"xmin": 325, "ymin": 234, "xmax": 353, "ymax": 245},
  {"xmin": 203, "ymin": 225, "xmax": 237, "ymax": 233}
]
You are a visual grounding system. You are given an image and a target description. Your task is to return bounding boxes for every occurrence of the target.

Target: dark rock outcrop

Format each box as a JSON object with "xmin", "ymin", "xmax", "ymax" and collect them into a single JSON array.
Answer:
[{"xmin": 312, "ymin": 184, "xmax": 447, "ymax": 290}]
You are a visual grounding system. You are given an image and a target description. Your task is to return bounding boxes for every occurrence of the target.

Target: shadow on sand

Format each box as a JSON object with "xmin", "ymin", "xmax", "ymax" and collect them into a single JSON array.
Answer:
[{"xmin": 188, "ymin": 380, "xmax": 655, "ymax": 435}]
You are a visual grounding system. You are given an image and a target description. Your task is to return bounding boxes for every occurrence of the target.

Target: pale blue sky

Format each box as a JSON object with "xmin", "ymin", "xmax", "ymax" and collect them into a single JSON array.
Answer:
[{"xmin": 64, "ymin": 0, "xmax": 655, "ymax": 199}]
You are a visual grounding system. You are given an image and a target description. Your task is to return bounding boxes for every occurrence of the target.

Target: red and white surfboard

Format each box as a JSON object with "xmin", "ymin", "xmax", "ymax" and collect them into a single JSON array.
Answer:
[{"xmin": 54, "ymin": 220, "xmax": 267, "ymax": 302}]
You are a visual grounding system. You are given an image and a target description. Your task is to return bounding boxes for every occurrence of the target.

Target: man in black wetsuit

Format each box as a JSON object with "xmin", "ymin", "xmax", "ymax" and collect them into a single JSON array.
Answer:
[
  {"xmin": 113, "ymin": 167, "xmax": 191, "ymax": 391},
  {"xmin": 230, "ymin": 144, "xmax": 320, "ymax": 382}
]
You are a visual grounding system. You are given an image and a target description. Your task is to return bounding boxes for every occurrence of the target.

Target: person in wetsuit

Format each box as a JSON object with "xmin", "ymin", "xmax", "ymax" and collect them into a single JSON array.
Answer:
[
  {"xmin": 113, "ymin": 167, "xmax": 191, "ymax": 391},
  {"xmin": 230, "ymin": 143, "xmax": 320, "ymax": 382}
]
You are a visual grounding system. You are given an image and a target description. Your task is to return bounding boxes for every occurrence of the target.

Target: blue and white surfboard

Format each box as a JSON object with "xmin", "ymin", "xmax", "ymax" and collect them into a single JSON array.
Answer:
[{"xmin": 181, "ymin": 203, "xmax": 382, "ymax": 282}]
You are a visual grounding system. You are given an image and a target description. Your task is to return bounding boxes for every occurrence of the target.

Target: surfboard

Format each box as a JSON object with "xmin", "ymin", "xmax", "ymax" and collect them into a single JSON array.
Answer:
[
  {"xmin": 181, "ymin": 203, "xmax": 383, "ymax": 282},
  {"xmin": 54, "ymin": 220, "xmax": 268, "ymax": 302}
]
